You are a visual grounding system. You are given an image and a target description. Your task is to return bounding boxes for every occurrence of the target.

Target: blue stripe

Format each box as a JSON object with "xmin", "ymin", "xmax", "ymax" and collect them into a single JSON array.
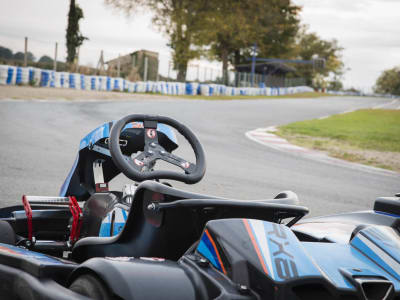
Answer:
[
  {"xmin": 199, "ymin": 234, "xmax": 222, "ymax": 271},
  {"xmin": 197, "ymin": 239, "xmax": 219, "ymax": 269},
  {"xmin": 352, "ymin": 236, "xmax": 400, "ymax": 280}
]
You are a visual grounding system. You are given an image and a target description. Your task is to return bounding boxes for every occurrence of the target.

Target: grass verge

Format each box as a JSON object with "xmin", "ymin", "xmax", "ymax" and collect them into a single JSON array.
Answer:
[{"xmin": 277, "ymin": 109, "xmax": 400, "ymax": 172}]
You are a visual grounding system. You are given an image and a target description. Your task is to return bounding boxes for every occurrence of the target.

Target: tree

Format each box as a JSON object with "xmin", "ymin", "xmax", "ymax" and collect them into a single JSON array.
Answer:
[
  {"xmin": 13, "ymin": 51, "xmax": 35, "ymax": 62},
  {"xmin": 374, "ymin": 67, "xmax": 400, "ymax": 96},
  {"xmin": 199, "ymin": 0, "xmax": 300, "ymax": 84},
  {"xmin": 0, "ymin": 46, "xmax": 13, "ymax": 60},
  {"xmin": 38, "ymin": 55, "xmax": 54, "ymax": 63},
  {"xmin": 105, "ymin": 0, "xmax": 211, "ymax": 81},
  {"xmin": 291, "ymin": 28, "xmax": 344, "ymax": 87},
  {"xmin": 66, "ymin": 0, "xmax": 88, "ymax": 66},
  {"xmin": 327, "ymin": 78, "xmax": 343, "ymax": 91}
]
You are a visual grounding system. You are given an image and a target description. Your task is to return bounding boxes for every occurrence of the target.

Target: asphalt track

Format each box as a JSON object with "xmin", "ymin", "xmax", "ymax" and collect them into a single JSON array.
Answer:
[{"xmin": 0, "ymin": 96, "xmax": 399, "ymax": 217}]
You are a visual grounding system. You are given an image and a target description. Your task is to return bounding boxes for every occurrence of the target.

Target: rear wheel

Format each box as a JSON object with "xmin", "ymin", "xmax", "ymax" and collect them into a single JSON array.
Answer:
[{"xmin": 69, "ymin": 274, "xmax": 112, "ymax": 300}]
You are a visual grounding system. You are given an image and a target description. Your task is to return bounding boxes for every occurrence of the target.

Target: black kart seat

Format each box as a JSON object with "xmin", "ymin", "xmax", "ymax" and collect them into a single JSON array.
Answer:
[
  {"xmin": 72, "ymin": 181, "xmax": 222, "ymax": 262},
  {"xmin": 72, "ymin": 181, "xmax": 305, "ymax": 263},
  {"xmin": 0, "ymin": 220, "xmax": 16, "ymax": 245}
]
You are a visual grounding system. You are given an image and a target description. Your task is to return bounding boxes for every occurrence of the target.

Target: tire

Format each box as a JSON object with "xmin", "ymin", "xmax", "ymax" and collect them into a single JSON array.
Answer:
[{"xmin": 69, "ymin": 274, "xmax": 112, "ymax": 300}]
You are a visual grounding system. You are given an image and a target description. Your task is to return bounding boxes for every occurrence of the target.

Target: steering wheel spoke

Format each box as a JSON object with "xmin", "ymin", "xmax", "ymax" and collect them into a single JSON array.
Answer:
[{"xmin": 159, "ymin": 152, "xmax": 195, "ymax": 174}]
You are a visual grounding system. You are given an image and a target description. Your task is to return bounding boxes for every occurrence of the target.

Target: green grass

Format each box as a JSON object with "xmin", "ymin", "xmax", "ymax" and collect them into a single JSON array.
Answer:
[
  {"xmin": 279, "ymin": 109, "xmax": 400, "ymax": 152},
  {"xmin": 138, "ymin": 91, "xmax": 332, "ymax": 100}
]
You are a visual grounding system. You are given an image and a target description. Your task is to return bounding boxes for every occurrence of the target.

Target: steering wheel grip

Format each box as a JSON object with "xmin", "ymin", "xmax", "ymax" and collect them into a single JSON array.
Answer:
[{"xmin": 109, "ymin": 114, "xmax": 206, "ymax": 184}]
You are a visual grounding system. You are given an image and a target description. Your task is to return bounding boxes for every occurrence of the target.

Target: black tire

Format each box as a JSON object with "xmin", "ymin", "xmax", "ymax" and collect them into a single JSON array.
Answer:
[{"xmin": 69, "ymin": 274, "xmax": 112, "ymax": 300}]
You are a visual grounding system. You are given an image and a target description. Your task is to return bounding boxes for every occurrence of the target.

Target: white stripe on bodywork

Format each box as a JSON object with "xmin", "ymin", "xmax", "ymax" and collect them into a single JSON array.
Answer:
[
  {"xmin": 115, "ymin": 207, "xmax": 126, "ymax": 223},
  {"xmin": 249, "ymin": 219, "xmax": 274, "ymax": 279},
  {"xmin": 358, "ymin": 234, "xmax": 400, "ymax": 275}
]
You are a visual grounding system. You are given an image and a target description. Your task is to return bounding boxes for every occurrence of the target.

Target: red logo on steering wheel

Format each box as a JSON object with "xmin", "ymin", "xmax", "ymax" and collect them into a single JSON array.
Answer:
[
  {"xmin": 146, "ymin": 129, "xmax": 156, "ymax": 139},
  {"xmin": 181, "ymin": 162, "xmax": 190, "ymax": 169}
]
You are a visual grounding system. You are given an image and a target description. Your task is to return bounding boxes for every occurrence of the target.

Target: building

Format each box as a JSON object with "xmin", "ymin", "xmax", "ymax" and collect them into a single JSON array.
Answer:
[
  {"xmin": 106, "ymin": 50, "xmax": 159, "ymax": 81},
  {"xmin": 235, "ymin": 62, "xmax": 296, "ymax": 87}
]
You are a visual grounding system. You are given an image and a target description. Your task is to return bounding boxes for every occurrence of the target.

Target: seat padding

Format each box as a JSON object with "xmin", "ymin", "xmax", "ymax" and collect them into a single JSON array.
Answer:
[{"xmin": 0, "ymin": 220, "xmax": 16, "ymax": 245}]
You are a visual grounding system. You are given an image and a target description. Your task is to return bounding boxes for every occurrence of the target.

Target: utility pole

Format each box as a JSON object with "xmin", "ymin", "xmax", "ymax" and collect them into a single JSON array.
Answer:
[
  {"xmin": 96, "ymin": 50, "xmax": 105, "ymax": 74},
  {"xmin": 167, "ymin": 61, "xmax": 171, "ymax": 81},
  {"xmin": 117, "ymin": 53, "xmax": 121, "ymax": 77},
  {"xmin": 53, "ymin": 42, "xmax": 58, "ymax": 71},
  {"xmin": 251, "ymin": 43, "xmax": 257, "ymax": 86},
  {"xmin": 143, "ymin": 56, "xmax": 148, "ymax": 81},
  {"xmin": 24, "ymin": 37, "xmax": 28, "ymax": 67},
  {"xmin": 75, "ymin": 47, "xmax": 80, "ymax": 72}
]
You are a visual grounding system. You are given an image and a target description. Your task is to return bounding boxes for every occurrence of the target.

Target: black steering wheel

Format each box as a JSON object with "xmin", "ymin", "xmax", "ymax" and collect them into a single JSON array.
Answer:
[{"xmin": 109, "ymin": 114, "xmax": 206, "ymax": 184}]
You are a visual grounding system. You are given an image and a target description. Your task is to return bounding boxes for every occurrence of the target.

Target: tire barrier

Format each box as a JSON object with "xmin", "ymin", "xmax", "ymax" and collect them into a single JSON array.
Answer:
[
  {"xmin": 0, "ymin": 65, "xmax": 10, "ymax": 85},
  {"xmin": 0, "ymin": 64, "xmax": 314, "ymax": 97}
]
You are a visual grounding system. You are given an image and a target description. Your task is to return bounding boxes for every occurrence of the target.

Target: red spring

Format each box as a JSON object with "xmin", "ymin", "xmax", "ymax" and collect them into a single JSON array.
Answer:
[
  {"xmin": 22, "ymin": 195, "xmax": 33, "ymax": 241},
  {"xmin": 68, "ymin": 196, "xmax": 83, "ymax": 244}
]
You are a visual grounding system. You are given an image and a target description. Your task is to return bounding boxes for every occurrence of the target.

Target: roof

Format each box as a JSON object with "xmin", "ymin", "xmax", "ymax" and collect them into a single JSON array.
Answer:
[{"xmin": 235, "ymin": 62, "xmax": 295, "ymax": 74}]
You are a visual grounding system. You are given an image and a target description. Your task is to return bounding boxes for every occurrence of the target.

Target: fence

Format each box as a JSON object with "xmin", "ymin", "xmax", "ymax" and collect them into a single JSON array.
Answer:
[{"xmin": 0, "ymin": 64, "xmax": 314, "ymax": 97}]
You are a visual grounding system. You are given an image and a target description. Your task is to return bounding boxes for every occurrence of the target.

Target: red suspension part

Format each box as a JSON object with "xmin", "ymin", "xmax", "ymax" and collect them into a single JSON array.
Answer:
[
  {"xmin": 68, "ymin": 196, "xmax": 82, "ymax": 244},
  {"xmin": 22, "ymin": 195, "xmax": 33, "ymax": 241}
]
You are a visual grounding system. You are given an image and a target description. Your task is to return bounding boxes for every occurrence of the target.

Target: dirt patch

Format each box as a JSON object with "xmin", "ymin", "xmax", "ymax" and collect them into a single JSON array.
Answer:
[{"xmin": 279, "ymin": 133, "xmax": 400, "ymax": 172}]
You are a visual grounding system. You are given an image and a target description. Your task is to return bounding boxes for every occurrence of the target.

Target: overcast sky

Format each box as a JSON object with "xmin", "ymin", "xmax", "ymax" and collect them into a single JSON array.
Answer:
[{"xmin": 1, "ymin": 0, "xmax": 399, "ymax": 91}]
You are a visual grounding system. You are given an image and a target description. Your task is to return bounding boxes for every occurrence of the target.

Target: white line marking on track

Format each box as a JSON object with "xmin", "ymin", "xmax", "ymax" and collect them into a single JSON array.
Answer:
[
  {"xmin": 373, "ymin": 99, "xmax": 398, "ymax": 109},
  {"xmin": 245, "ymin": 127, "xmax": 399, "ymax": 177},
  {"xmin": 340, "ymin": 109, "xmax": 356, "ymax": 114}
]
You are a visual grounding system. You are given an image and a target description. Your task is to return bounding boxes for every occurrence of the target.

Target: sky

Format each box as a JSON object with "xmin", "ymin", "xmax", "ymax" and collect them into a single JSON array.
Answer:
[{"xmin": 1, "ymin": 0, "xmax": 399, "ymax": 91}]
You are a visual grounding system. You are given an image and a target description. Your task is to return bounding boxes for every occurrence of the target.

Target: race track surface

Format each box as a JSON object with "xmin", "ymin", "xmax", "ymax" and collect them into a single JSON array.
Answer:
[{"xmin": 0, "ymin": 96, "xmax": 399, "ymax": 217}]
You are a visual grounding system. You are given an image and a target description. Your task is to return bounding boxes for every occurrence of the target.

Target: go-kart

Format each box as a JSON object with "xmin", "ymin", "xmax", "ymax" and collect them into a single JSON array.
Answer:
[{"xmin": 0, "ymin": 114, "xmax": 399, "ymax": 300}]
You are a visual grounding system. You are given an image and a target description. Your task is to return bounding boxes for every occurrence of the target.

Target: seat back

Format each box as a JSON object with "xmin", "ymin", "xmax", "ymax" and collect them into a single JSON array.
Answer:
[{"xmin": 72, "ymin": 181, "xmax": 220, "ymax": 262}]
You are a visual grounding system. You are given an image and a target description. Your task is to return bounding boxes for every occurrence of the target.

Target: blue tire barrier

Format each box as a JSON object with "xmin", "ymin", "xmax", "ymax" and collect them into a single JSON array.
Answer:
[
  {"xmin": 16, "ymin": 67, "xmax": 22, "ymax": 84},
  {"xmin": 90, "ymin": 77, "xmax": 96, "ymax": 90},
  {"xmin": 186, "ymin": 82, "xmax": 198, "ymax": 95},
  {"xmin": 40, "ymin": 70, "xmax": 50, "ymax": 87},
  {"xmin": 106, "ymin": 77, "xmax": 111, "ymax": 91},
  {"xmin": 69, "ymin": 73, "xmax": 76, "ymax": 89},
  {"xmin": 6, "ymin": 66, "xmax": 16, "ymax": 85},
  {"xmin": 0, "ymin": 64, "xmax": 316, "ymax": 97},
  {"xmin": 209, "ymin": 85, "xmax": 214, "ymax": 96},
  {"xmin": 80, "ymin": 75, "xmax": 85, "ymax": 90},
  {"xmin": 113, "ymin": 78, "xmax": 121, "ymax": 91},
  {"xmin": 29, "ymin": 68, "xmax": 34, "ymax": 83}
]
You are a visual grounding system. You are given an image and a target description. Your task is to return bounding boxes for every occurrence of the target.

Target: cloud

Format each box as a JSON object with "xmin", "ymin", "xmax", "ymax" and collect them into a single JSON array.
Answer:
[{"xmin": 293, "ymin": 0, "xmax": 400, "ymax": 90}]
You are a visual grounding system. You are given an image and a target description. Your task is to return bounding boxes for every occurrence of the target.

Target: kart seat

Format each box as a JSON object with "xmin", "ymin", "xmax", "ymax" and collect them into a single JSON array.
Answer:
[
  {"xmin": 72, "ymin": 181, "xmax": 223, "ymax": 262},
  {"xmin": 71, "ymin": 181, "xmax": 303, "ymax": 263},
  {"xmin": 0, "ymin": 220, "xmax": 16, "ymax": 245}
]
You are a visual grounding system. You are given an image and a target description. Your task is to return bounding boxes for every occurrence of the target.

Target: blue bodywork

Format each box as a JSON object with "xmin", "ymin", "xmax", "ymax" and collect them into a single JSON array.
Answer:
[
  {"xmin": 197, "ymin": 217, "xmax": 400, "ymax": 295},
  {"xmin": 59, "ymin": 121, "xmax": 178, "ymax": 197}
]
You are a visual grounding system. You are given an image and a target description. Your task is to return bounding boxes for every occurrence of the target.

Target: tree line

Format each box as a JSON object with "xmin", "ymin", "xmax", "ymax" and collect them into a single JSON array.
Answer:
[
  {"xmin": 1, "ymin": 0, "xmax": 348, "ymax": 89},
  {"xmin": 375, "ymin": 67, "xmax": 400, "ymax": 96},
  {"xmin": 105, "ymin": 0, "xmax": 344, "ymax": 88}
]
